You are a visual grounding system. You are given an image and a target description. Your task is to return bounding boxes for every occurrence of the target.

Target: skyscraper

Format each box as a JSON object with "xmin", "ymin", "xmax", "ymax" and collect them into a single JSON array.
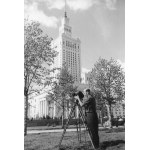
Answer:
[{"xmin": 52, "ymin": 8, "xmax": 81, "ymax": 83}]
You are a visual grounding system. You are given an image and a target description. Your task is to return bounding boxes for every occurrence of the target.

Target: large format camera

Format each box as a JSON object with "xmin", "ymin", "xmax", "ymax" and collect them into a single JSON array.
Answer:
[
  {"xmin": 72, "ymin": 92, "xmax": 79, "ymax": 104},
  {"xmin": 72, "ymin": 91, "xmax": 84, "ymax": 99},
  {"xmin": 72, "ymin": 91, "xmax": 84, "ymax": 104},
  {"xmin": 72, "ymin": 92, "xmax": 78, "ymax": 97}
]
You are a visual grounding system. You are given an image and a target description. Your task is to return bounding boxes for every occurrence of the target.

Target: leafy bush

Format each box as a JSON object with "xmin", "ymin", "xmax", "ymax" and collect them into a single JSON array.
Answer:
[
  {"xmin": 112, "ymin": 118, "xmax": 125, "ymax": 126},
  {"xmin": 27, "ymin": 118, "xmax": 58, "ymax": 127},
  {"xmin": 46, "ymin": 115, "xmax": 51, "ymax": 119},
  {"xmin": 27, "ymin": 118, "xmax": 82, "ymax": 127}
]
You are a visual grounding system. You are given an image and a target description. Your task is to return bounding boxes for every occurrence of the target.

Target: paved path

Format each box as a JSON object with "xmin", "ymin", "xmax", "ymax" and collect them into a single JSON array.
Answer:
[
  {"xmin": 28, "ymin": 128, "xmax": 85, "ymax": 134},
  {"xmin": 27, "ymin": 127, "xmax": 105, "ymax": 134}
]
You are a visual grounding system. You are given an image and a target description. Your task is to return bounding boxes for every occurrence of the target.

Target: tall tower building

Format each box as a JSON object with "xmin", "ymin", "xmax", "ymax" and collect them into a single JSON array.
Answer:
[{"xmin": 53, "ymin": 6, "xmax": 81, "ymax": 83}]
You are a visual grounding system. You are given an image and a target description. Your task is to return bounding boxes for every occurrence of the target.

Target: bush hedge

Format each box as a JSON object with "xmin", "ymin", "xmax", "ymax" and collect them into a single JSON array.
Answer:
[
  {"xmin": 27, "ymin": 117, "xmax": 125, "ymax": 127},
  {"xmin": 112, "ymin": 118, "xmax": 125, "ymax": 126},
  {"xmin": 27, "ymin": 118, "xmax": 83, "ymax": 127}
]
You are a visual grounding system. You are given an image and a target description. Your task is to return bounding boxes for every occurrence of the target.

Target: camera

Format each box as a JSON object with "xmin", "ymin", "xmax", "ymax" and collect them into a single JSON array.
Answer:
[
  {"xmin": 72, "ymin": 92, "xmax": 79, "ymax": 104},
  {"xmin": 72, "ymin": 91, "xmax": 84, "ymax": 105},
  {"xmin": 72, "ymin": 92, "xmax": 78, "ymax": 97},
  {"xmin": 72, "ymin": 91, "xmax": 84, "ymax": 99}
]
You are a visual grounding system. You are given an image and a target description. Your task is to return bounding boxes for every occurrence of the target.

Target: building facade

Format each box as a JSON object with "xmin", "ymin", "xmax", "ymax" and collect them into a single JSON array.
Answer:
[
  {"xmin": 111, "ymin": 101, "xmax": 125, "ymax": 118},
  {"xmin": 81, "ymin": 69, "xmax": 91, "ymax": 84},
  {"xmin": 28, "ymin": 92, "xmax": 49, "ymax": 119}
]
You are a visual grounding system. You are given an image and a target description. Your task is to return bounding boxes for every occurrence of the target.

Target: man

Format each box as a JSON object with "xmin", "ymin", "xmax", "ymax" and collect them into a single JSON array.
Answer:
[{"xmin": 76, "ymin": 89, "xmax": 99, "ymax": 149}]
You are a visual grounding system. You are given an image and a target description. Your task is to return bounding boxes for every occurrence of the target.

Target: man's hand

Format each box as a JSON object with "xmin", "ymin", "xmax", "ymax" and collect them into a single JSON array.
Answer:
[
  {"xmin": 74, "ymin": 95, "xmax": 79, "ymax": 100},
  {"xmin": 74, "ymin": 95, "xmax": 83, "ymax": 106}
]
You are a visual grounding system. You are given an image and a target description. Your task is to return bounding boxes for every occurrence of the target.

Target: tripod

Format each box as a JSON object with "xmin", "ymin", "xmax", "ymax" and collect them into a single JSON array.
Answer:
[{"xmin": 58, "ymin": 100, "xmax": 96, "ymax": 150}]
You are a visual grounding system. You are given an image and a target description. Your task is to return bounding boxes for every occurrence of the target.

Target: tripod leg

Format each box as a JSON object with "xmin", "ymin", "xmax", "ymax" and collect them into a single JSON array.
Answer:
[
  {"xmin": 78, "ymin": 106, "xmax": 96, "ymax": 150},
  {"xmin": 58, "ymin": 104, "xmax": 76, "ymax": 149},
  {"xmin": 78, "ymin": 114, "xmax": 82, "ymax": 143},
  {"xmin": 74, "ymin": 112, "xmax": 80, "ymax": 142}
]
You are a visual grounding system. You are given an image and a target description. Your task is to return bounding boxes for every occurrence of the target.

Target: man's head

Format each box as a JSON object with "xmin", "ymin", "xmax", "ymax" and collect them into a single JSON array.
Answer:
[{"xmin": 84, "ymin": 89, "xmax": 91, "ymax": 96}]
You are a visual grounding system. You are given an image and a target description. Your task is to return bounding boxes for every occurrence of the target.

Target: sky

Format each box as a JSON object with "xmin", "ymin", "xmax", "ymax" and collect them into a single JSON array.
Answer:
[{"xmin": 24, "ymin": 0, "xmax": 125, "ymax": 72}]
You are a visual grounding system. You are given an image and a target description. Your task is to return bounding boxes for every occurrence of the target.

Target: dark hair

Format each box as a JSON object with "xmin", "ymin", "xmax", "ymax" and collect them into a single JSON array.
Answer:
[
  {"xmin": 86, "ymin": 89, "xmax": 90, "ymax": 94},
  {"xmin": 77, "ymin": 91, "xmax": 84, "ymax": 99}
]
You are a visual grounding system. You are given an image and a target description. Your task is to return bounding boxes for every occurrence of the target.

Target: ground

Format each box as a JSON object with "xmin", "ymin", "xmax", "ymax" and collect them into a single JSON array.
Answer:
[{"xmin": 24, "ymin": 127, "xmax": 125, "ymax": 150}]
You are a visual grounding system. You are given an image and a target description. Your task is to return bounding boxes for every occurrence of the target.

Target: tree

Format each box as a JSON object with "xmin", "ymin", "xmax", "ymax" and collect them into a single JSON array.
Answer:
[
  {"xmin": 47, "ymin": 64, "xmax": 77, "ymax": 128},
  {"xmin": 24, "ymin": 19, "xmax": 57, "ymax": 135},
  {"xmin": 89, "ymin": 57, "xmax": 125, "ymax": 128}
]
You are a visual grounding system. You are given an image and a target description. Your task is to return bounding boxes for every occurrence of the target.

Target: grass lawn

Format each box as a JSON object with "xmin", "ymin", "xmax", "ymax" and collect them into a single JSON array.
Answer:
[{"xmin": 24, "ymin": 127, "xmax": 125, "ymax": 150}]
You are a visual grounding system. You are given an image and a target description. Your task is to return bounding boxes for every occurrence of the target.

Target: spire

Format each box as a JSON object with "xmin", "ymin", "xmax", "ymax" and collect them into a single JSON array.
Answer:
[{"xmin": 64, "ymin": 0, "xmax": 67, "ymax": 18}]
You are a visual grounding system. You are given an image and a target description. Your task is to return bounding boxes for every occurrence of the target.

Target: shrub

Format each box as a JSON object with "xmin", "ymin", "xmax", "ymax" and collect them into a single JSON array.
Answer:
[
  {"xmin": 111, "ymin": 118, "xmax": 125, "ymax": 126},
  {"xmin": 27, "ymin": 118, "xmax": 84, "ymax": 127},
  {"xmin": 46, "ymin": 115, "xmax": 50, "ymax": 119}
]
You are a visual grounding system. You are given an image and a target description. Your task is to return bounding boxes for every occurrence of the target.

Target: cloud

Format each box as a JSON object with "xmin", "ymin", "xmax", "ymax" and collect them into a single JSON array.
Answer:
[
  {"xmin": 82, "ymin": 67, "xmax": 91, "ymax": 73},
  {"xmin": 117, "ymin": 59, "xmax": 125, "ymax": 70},
  {"xmin": 67, "ymin": 0, "xmax": 98, "ymax": 11},
  {"xmin": 26, "ymin": 0, "xmax": 117, "ymax": 12},
  {"xmin": 44, "ymin": 0, "xmax": 98, "ymax": 11},
  {"xmin": 24, "ymin": 2, "xmax": 58, "ymax": 28},
  {"xmin": 47, "ymin": 0, "xmax": 65, "ymax": 10},
  {"xmin": 93, "ymin": 6, "xmax": 112, "ymax": 40},
  {"xmin": 105, "ymin": 0, "xmax": 117, "ymax": 10}
]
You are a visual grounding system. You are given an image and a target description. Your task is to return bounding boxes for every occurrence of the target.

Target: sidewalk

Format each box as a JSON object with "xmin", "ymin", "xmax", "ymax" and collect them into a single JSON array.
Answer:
[
  {"xmin": 27, "ymin": 125, "xmax": 124, "ymax": 134},
  {"xmin": 27, "ymin": 127, "xmax": 87, "ymax": 134},
  {"xmin": 27, "ymin": 125, "xmax": 78, "ymax": 131},
  {"xmin": 27, "ymin": 126, "xmax": 117, "ymax": 134}
]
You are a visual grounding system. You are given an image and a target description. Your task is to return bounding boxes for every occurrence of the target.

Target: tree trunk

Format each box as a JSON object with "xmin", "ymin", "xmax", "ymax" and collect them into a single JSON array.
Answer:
[
  {"xmin": 62, "ymin": 98, "xmax": 64, "ymax": 128},
  {"xmin": 109, "ymin": 104, "xmax": 112, "ymax": 128},
  {"xmin": 99, "ymin": 110, "xmax": 103, "ymax": 125},
  {"xmin": 24, "ymin": 94, "xmax": 28, "ymax": 136},
  {"xmin": 66, "ymin": 101, "xmax": 69, "ymax": 118},
  {"xmin": 106, "ymin": 104, "xmax": 111, "ymax": 128}
]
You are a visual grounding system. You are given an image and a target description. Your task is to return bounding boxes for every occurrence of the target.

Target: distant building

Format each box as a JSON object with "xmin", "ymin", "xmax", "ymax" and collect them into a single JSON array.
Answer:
[
  {"xmin": 111, "ymin": 101, "xmax": 125, "ymax": 118},
  {"xmin": 28, "ymin": 92, "xmax": 49, "ymax": 119},
  {"xmin": 85, "ymin": 72, "xmax": 91, "ymax": 84},
  {"xmin": 52, "ymin": 10, "xmax": 81, "ymax": 83},
  {"xmin": 81, "ymin": 69, "xmax": 91, "ymax": 84}
]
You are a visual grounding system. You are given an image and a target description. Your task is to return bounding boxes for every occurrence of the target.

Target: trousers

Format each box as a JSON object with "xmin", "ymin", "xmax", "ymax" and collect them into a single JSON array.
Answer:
[{"xmin": 85, "ymin": 112, "xmax": 99, "ymax": 149}]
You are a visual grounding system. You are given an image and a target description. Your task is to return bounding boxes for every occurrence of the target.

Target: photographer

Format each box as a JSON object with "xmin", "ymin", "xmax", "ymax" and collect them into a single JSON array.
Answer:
[{"xmin": 75, "ymin": 89, "xmax": 99, "ymax": 149}]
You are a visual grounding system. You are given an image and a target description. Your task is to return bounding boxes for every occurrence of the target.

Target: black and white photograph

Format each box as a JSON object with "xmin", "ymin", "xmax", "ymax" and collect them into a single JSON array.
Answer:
[
  {"xmin": 2, "ymin": 0, "xmax": 150, "ymax": 150},
  {"xmin": 24, "ymin": 0, "xmax": 125, "ymax": 149}
]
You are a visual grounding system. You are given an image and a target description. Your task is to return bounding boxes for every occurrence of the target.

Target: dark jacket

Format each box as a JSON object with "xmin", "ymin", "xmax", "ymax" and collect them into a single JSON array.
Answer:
[{"xmin": 82, "ymin": 95, "xmax": 96, "ymax": 113}]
